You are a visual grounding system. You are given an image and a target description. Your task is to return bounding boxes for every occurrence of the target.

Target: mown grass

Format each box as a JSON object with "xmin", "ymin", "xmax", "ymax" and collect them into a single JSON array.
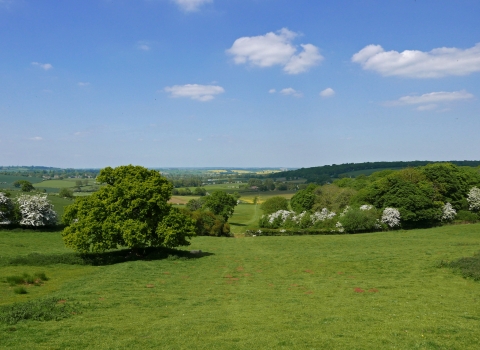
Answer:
[
  {"xmin": 229, "ymin": 204, "xmax": 263, "ymax": 234},
  {"xmin": 1, "ymin": 225, "xmax": 480, "ymax": 349}
]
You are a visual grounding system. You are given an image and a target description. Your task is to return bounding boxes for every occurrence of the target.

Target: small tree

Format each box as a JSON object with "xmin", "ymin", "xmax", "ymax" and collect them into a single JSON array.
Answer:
[
  {"xmin": 14, "ymin": 180, "xmax": 34, "ymax": 192},
  {"xmin": 62, "ymin": 165, "xmax": 196, "ymax": 253},
  {"xmin": 260, "ymin": 196, "xmax": 288, "ymax": 215},
  {"xmin": 59, "ymin": 188, "xmax": 74, "ymax": 199},
  {"xmin": 202, "ymin": 190, "xmax": 238, "ymax": 221},
  {"xmin": 290, "ymin": 188, "xmax": 315, "ymax": 213},
  {"xmin": 16, "ymin": 194, "xmax": 57, "ymax": 227},
  {"xmin": 0, "ymin": 192, "xmax": 14, "ymax": 225},
  {"xmin": 441, "ymin": 202, "xmax": 457, "ymax": 222},
  {"xmin": 381, "ymin": 208, "xmax": 401, "ymax": 228}
]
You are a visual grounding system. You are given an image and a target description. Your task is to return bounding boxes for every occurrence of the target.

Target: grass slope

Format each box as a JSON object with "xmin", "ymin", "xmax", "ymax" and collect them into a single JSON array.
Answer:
[{"xmin": 1, "ymin": 225, "xmax": 480, "ymax": 348}]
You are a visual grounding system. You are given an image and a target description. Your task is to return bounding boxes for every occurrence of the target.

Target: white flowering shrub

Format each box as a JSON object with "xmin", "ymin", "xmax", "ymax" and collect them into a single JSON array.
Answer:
[
  {"xmin": 335, "ymin": 222, "xmax": 344, "ymax": 233},
  {"xmin": 340, "ymin": 206, "xmax": 350, "ymax": 216},
  {"xmin": 467, "ymin": 187, "xmax": 480, "ymax": 212},
  {"xmin": 381, "ymin": 208, "xmax": 401, "ymax": 228},
  {"xmin": 268, "ymin": 210, "xmax": 295, "ymax": 224},
  {"xmin": 441, "ymin": 202, "xmax": 457, "ymax": 221},
  {"xmin": 359, "ymin": 204, "xmax": 374, "ymax": 211},
  {"xmin": 16, "ymin": 194, "xmax": 57, "ymax": 227},
  {"xmin": 311, "ymin": 208, "xmax": 336, "ymax": 224},
  {"xmin": 0, "ymin": 192, "xmax": 14, "ymax": 225}
]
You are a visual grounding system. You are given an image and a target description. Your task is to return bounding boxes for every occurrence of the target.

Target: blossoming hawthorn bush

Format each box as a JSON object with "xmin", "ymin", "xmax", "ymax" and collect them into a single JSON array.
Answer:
[
  {"xmin": 441, "ymin": 202, "xmax": 457, "ymax": 221},
  {"xmin": 16, "ymin": 194, "xmax": 57, "ymax": 227},
  {"xmin": 381, "ymin": 208, "xmax": 401, "ymax": 228},
  {"xmin": 467, "ymin": 187, "xmax": 480, "ymax": 212},
  {"xmin": 0, "ymin": 192, "xmax": 15, "ymax": 225}
]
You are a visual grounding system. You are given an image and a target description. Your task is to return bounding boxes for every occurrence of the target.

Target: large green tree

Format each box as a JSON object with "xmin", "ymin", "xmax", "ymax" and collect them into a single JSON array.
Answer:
[
  {"xmin": 62, "ymin": 165, "xmax": 196, "ymax": 253},
  {"xmin": 202, "ymin": 190, "xmax": 237, "ymax": 221},
  {"xmin": 260, "ymin": 196, "xmax": 288, "ymax": 214}
]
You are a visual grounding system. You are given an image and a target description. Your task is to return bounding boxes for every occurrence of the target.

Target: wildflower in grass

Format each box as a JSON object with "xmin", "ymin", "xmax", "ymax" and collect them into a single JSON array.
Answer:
[
  {"xmin": 16, "ymin": 194, "xmax": 57, "ymax": 227},
  {"xmin": 359, "ymin": 204, "xmax": 374, "ymax": 211},
  {"xmin": 441, "ymin": 202, "xmax": 457, "ymax": 221},
  {"xmin": 467, "ymin": 187, "xmax": 480, "ymax": 212},
  {"xmin": 311, "ymin": 208, "xmax": 336, "ymax": 224},
  {"xmin": 0, "ymin": 192, "xmax": 14, "ymax": 225},
  {"xmin": 381, "ymin": 207, "xmax": 401, "ymax": 228}
]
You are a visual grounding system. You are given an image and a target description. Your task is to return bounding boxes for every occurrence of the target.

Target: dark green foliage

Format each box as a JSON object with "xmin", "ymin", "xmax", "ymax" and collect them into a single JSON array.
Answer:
[
  {"xmin": 13, "ymin": 287, "xmax": 27, "ymax": 294},
  {"xmin": 0, "ymin": 298, "xmax": 81, "ymax": 325},
  {"xmin": 193, "ymin": 187, "xmax": 207, "ymax": 196},
  {"xmin": 5, "ymin": 272, "xmax": 48, "ymax": 286},
  {"xmin": 62, "ymin": 165, "xmax": 196, "ymax": 253},
  {"xmin": 202, "ymin": 190, "xmax": 237, "ymax": 221},
  {"xmin": 13, "ymin": 180, "xmax": 35, "ymax": 192},
  {"xmin": 260, "ymin": 196, "xmax": 288, "ymax": 214},
  {"xmin": 186, "ymin": 198, "xmax": 204, "ymax": 211},
  {"xmin": 456, "ymin": 210, "xmax": 479, "ymax": 223},
  {"xmin": 338, "ymin": 208, "xmax": 379, "ymax": 233},
  {"xmin": 190, "ymin": 210, "xmax": 231, "ymax": 237},
  {"xmin": 58, "ymin": 188, "xmax": 74, "ymax": 199},
  {"xmin": 313, "ymin": 184, "xmax": 356, "ymax": 212},
  {"xmin": 440, "ymin": 252, "xmax": 480, "ymax": 281},
  {"xmin": 290, "ymin": 188, "xmax": 316, "ymax": 213}
]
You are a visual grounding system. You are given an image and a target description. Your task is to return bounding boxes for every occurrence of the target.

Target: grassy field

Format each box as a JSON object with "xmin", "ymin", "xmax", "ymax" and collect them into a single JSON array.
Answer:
[
  {"xmin": 1, "ymin": 224, "xmax": 480, "ymax": 349},
  {"xmin": 0, "ymin": 175, "xmax": 44, "ymax": 189},
  {"xmin": 229, "ymin": 204, "xmax": 263, "ymax": 234}
]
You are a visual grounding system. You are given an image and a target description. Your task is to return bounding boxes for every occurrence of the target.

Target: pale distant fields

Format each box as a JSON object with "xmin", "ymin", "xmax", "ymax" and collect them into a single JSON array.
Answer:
[{"xmin": 1, "ymin": 224, "xmax": 480, "ymax": 349}]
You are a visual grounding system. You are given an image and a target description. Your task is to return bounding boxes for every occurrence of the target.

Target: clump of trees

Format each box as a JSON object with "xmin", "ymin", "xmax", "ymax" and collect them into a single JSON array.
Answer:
[
  {"xmin": 258, "ymin": 163, "xmax": 480, "ymax": 233},
  {"xmin": 180, "ymin": 190, "xmax": 238, "ymax": 237},
  {"xmin": 62, "ymin": 165, "xmax": 196, "ymax": 253},
  {"xmin": 13, "ymin": 180, "xmax": 35, "ymax": 192}
]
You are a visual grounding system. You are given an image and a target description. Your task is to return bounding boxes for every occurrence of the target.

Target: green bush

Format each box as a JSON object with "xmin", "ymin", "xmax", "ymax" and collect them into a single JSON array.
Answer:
[
  {"xmin": 439, "ymin": 252, "xmax": 480, "ymax": 281},
  {"xmin": 456, "ymin": 210, "xmax": 479, "ymax": 223},
  {"xmin": 338, "ymin": 208, "xmax": 379, "ymax": 233},
  {"xmin": 260, "ymin": 196, "xmax": 289, "ymax": 215}
]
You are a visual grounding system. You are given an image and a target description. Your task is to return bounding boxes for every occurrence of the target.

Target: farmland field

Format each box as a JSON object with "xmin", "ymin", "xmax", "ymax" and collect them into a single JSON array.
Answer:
[{"xmin": 1, "ymin": 224, "xmax": 480, "ymax": 349}]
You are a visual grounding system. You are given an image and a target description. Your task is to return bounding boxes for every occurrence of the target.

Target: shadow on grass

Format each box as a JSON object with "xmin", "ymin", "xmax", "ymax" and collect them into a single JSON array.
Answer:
[
  {"xmin": 229, "ymin": 222, "xmax": 247, "ymax": 227},
  {"xmin": 439, "ymin": 251, "xmax": 480, "ymax": 281},
  {"xmin": 2, "ymin": 248, "xmax": 214, "ymax": 267}
]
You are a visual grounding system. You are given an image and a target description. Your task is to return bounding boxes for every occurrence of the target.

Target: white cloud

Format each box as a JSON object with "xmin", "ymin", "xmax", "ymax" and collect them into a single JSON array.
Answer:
[
  {"xmin": 352, "ymin": 43, "xmax": 480, "ymax": 78},
  {"xmin": 269, "ymin": 89, "xmax": 276, "ymax": 93},
  {"xmin": 29, "ymin": 136, "xmax": 43, "ymax": 141},
  {"xmin": 164, "ymin": 84, "xmax": 225, "ymax": 101},
  {"xmin": 386, "ymin": 90, "xmax": 474, "ymax": 110},
  {"xmin": 31, "ymin": 62, "xmax": 53, "ymax": 71},
  {"xmin": 319, "ymin": 88, "xmax": 335, "ymax": 98},
  {"xmin": 280, "ymin": 88, "xmax": 302, "ymax": 97},
  {"xmin": 78, "ymin": 82, "xmax": 90, "ymax": 87},
  {"xmin": 226, "ymin": 28, "xmax": 323, "ymax": 74},
  {"xmin": 197, "ymin": 138, "xmax": 202, "ymax": 142},
  {"xmin": 172, "ymin": 0, "xmax": 212, "ymax": 12}
]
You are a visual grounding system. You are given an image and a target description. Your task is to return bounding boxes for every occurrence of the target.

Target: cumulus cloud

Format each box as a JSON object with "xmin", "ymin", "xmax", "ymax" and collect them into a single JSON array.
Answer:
[
  {"xmin": 386, "ymin": 90, "xmax": 474, "ymax": 110},
  {"xmin": 352, "ymin": 43, "xmax": 480, "ymax": 78},
  {"xmin": 319, "ymin": 88, "xmax": 335, "ymax": 98},
  {"xmin": 164, "ymin": 84, "xmax": 225, "ymax": 101},
  {"xmin": 172, "ymin": 0, "xmax": 212, "ymax": 12},
  {"xmin": 31, "ymin": 62, "xmax": 53, "ymax": 71},
  {"xmin": 280, "ymin": 88, "xmax": 302, "ymax": 97},
  {"xmin": 226, "ymin": 28, "xmax": 323, "ymax": 74}
]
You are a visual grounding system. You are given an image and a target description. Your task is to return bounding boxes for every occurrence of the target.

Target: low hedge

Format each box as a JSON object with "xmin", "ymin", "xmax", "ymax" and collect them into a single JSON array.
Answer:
[{"xmin": 244, "ymin": 228, "xmax": 343, "ymax": 237}]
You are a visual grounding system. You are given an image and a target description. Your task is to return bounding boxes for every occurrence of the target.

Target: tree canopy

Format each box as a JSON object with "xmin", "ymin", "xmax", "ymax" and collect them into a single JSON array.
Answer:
[
  {"xmin": 62, "ymin": 165, "xmax": 196, "ymax": 253},
  {"xmin": 202, "ymin": 190, "xmax": 237, "ymax": 221}
]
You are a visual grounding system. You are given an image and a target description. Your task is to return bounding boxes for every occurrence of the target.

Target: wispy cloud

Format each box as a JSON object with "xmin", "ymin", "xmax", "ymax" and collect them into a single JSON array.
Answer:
[
  {"xmin": 172, "ymin": 0, "xmax": 212, "ymax": 12},
  {"xmin": 352, "ymin": 43, "xmax": 480, "ymax": 78},
  {"xmin": 319, "ymin": 88, "xmax": 335, "ymax": 98},
  {"xmin": 31, "ymin": 62, "xmax": 53, "ymax": 71},
  {"xmin": 78, "ymin": 82, "xmax": 90, "ymax": 87},
  {"xmin": 164, "ymin": 84, "xmax": 225, "ymax": 101},
  {"xmin": 29, "ymin": 136, "xmax": 43, "ymax": 141},
  {"xmin": 386, "ymin": 90, "xmax": 474, "ymax": 111},
  {"xmin": 227, "ymin": 28, "xmax": 323, "ymax": 74},
  {"xmin": 137, "ymin": 40, "xmax": 151, "ymax": 51}
]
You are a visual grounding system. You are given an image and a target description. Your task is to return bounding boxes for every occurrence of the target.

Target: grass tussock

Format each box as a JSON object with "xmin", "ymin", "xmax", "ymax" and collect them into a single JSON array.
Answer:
[
  {"xmin": 439, "ymin": 252, "xmax": 480, "ymax": 281},
  {"xmin": 0, "ymin": 298, "xmax": 81, "ymax": 325},
  {"xmin": 5, "ymin": 272, "xmax": 49, "ymax": 287}
]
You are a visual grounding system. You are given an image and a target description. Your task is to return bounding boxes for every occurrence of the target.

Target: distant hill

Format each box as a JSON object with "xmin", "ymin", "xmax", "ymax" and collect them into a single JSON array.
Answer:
[{"xmin": 268, "ymin": 161, "xmax": 480, "ymax": 184}]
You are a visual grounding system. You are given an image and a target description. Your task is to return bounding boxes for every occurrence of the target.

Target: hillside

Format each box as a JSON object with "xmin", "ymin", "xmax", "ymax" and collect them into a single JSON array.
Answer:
[{"xmin": 269, "ymin": 160, "xmax": 480, "ymax": 184}]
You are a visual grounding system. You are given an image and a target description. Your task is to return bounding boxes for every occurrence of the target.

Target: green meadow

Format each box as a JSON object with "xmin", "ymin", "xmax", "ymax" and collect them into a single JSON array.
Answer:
[{"xmin": 1, "ymin": 224, "xmax": 480, "ymax": 349}]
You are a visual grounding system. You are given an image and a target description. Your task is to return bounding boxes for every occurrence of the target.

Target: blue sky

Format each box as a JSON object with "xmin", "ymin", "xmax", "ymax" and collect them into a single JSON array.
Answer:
[{"xmin": 1, "ymin": 0, "xmax": 479, "ymax": 168}]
